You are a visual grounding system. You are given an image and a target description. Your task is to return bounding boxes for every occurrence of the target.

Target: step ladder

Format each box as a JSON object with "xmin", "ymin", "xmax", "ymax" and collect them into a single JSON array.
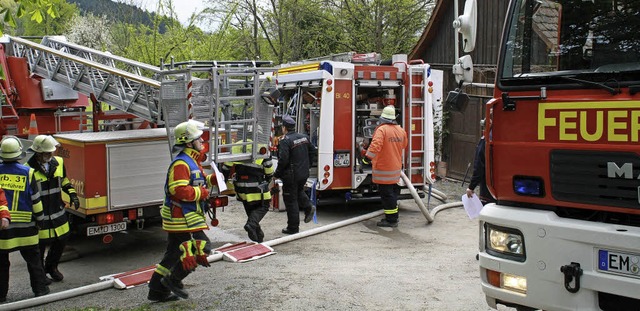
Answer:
[{"xmin": 406, "ymin": 63, "xmax": 436, "ymax": 185}]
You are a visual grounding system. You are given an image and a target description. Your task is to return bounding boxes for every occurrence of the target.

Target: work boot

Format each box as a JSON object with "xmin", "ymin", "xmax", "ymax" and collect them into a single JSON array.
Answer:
[
  {"xmin": 34, "ymin": 286, "xmax": 50, "ymax": 297},
  {"xmin": 376, "ymin": 219, "xmax": 398, "ymax": 228},
  {"xmin": 256, "ymin": 226, "xmax": 265, "ymax": 243},
  {"xmin": 161, "ymin": 277, "xmax": 189, "ymax": 299},
  {"xmin": 46, "ymin": 266, "xmax": 64, "ymax": 282},
  {"xmin": 281, "ymin": 227, "xmax": 299, "ymax": 234},
  {"xmin": 43, "ymin": 277, "xmax": 52, "ymax": 286},
  {"xmin": 148, "ymin": 289, "xmax": 180, "ymax": 302},
  {"xmin": 304, "ymin": 206, "xmax": 316, "ymax": 223},
  {"xmin": 244, "ymin": 224, "xmax": 259, "ymax": 242}
]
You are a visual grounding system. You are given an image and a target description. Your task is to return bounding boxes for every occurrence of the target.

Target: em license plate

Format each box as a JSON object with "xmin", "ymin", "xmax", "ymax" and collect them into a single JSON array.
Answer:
[
  {"xmin": 598, "ymin": 249, "xmax": 640, "ymax": 277},
  {"xmin": 87, "ymin": 222, "xmax": 127, "ymax": 236}
]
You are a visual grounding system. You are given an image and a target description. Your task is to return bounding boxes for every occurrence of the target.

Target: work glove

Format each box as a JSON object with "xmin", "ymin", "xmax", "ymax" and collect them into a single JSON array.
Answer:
[
  {"xmin": 69, "ymin": 193, "xmax": 80, "ymax": 210},
  {"xmin": 199, "ymin": 186, "xmax": 210, "ymax": 201},
  {"xmin": 193, "ymin": 240, "xmax": 210, "ymax": 267},
  {"xmin": 179, "ymin": 240, "xmax": 197, "ymax": 272}
]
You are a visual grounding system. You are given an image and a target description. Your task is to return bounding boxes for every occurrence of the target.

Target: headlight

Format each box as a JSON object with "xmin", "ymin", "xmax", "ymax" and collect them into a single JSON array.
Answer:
[{"xmin": 486, "ymin": 224, "xmax": 526, "ymax": 261}]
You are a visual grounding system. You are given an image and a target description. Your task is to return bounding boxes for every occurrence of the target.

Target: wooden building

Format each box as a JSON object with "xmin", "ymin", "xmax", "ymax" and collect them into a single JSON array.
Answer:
[{"xmin": 409, "ymin": 0, "xmax": 509, "ymax": 180}]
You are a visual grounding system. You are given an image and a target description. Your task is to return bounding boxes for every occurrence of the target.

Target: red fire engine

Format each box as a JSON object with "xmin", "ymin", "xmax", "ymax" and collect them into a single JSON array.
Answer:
[
  {"xmin": 273, "ymin": 52, "xmax": 443, "ymax": 205},
  {"xmin": 453, "ymin": 0, "xmax": 640, "ymax": 310},
  {"xmin": 0, "ymin": 35, "xmax": 274, "ymax": 241}
]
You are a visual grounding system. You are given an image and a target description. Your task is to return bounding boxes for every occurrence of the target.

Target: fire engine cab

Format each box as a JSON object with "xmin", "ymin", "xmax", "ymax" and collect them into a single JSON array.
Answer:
[{"xmin": 274, "ymin": 52, "xmax": 443, "ymax": 204}]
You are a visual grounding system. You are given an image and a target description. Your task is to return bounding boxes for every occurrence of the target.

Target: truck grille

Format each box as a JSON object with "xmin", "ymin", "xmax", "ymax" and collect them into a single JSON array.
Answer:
[{"xmin": 550, "ymin": 150, "xmax": 640, "ymax": 210}]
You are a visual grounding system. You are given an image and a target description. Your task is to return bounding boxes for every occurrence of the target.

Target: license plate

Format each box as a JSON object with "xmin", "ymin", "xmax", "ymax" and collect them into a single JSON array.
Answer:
[
  {"xmin": 598, "ymin": 249, "xmax": 640, "ymax": 277},
  {"xmin": 87, "ymin": 222, "xmax": 127, "ymax": 236}
]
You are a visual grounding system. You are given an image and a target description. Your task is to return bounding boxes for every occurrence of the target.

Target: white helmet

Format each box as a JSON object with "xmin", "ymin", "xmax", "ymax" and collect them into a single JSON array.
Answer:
[
  {"xmin": 0, "ymin": 136, "xmax": 25, "ymax": 161},
  {"xmin": 380, "ymin": 105, "xmax": 396, "ymax": 120},
  {"xmin": 30, "ymin": 135, "xmax": 59, "ymax": 153},
  {"xmin": 174, "ymin": 120, "xmax": 203, "ymax": 145}
]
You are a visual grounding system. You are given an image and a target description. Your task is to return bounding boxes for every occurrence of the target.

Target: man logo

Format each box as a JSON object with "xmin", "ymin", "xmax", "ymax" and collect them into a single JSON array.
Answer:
[
  {"xmin": 607, "ymin": 162, "xmax": 639, "ymax": 179},
  {"xmin": 608, "ymin": 162, "xmax": 640, "ymax": 204}
]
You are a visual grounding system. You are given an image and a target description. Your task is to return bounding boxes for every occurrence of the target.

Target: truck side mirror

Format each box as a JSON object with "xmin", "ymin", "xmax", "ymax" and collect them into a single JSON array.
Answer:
[{"xmin": 453, "ymin": 0, "xmax": 477, "ymax": 53}]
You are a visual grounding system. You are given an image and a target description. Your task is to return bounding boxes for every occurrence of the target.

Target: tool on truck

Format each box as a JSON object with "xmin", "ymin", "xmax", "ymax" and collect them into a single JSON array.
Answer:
[
  {"xmin": 272, "ymin": 52, "xmax": 443, "ymax": 207},
  {"xmin": 0, "ymin": 35, "xmax": 275, "ymax": 242},
  {"xmin": 452, "ymin": 0, "xmax": 640, "ymax": 310}
]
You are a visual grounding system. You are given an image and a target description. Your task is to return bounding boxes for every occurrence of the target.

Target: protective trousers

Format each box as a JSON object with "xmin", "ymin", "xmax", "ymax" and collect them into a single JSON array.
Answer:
[
  {"xmin": 243, "ymin": 200, "xmax": 268, "ymax": 232},
  {"xmin": 0, "ymin": 247, "xmax": 48, "ymax": 298},
  {"xmin": 282, "ymin": 176, "xmax": 312, "ymax": 231},
  {"xmin": 148, "ymin": 231, "xmax": 211, "ymax": 295},
  {"xmin": 378, "ymin": 184, "xmax": 400, "ymax": 222},
  {"xmin": 40, "ymin": 234, "xmax": 69, "ymax": 271}
]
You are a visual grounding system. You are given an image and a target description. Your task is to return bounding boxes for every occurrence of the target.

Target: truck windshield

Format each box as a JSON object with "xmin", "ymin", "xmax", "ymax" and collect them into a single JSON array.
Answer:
[{"xmin": 501, "ymin": 0, "xmax": 640, "ymax": 84}]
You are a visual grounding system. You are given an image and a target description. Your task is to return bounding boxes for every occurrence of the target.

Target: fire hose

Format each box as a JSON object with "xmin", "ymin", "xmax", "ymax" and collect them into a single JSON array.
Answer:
[{"xmin": 0, "ymin": 186, "xmax": 461, "ymax": 310}]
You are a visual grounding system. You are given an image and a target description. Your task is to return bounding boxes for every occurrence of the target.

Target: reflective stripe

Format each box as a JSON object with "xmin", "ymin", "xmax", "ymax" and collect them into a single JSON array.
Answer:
[
  {"xmin": 9, "ymin": 210, "xmax": 33, "ymax": 223},
  {"xmin": 7, "ymin": 221, "xmax": 36, "ymax": 228},
  {"xmin": 235, "ymin": 182, "xmax": 261, "ymax": 187},
  {"xmin": 384, "ymin": 206, "xmax": 399, "ymax": 214},
  {"xmin": 237, "ymin": 192, "xmax": 271, "ymax": 202},
  {"xmin": 0, "ymin": 235, "xmax": 39, "ymax": 249},
  {"xmin": 155, "ymin": 264, "xmax": 171, "ymax": 277},
  {"xmin": 39, "ymin": 188, "xmax": 62, "ymax": 196}
]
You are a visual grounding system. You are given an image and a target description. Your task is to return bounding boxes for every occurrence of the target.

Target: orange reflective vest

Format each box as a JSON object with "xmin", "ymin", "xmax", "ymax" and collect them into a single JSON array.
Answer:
[{"xmin": 365, "ymin": 123, "xmax": 407, "ymax": 184}]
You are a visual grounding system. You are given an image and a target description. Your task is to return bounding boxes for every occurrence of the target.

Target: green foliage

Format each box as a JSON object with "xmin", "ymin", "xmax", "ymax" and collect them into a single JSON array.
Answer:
[
  {"xmin": 14, "ymin": 0, "xmax": 76, "ymax": 36},
  {"xmin": 0, "ymin": 0, "xmax": 60, "ymax": 35}
]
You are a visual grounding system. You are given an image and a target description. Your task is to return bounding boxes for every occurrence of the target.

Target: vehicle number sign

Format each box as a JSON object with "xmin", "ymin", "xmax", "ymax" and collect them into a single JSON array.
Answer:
[
  {"xmin": 87, "ymin": 222, "xmax": 127, "ymax": 236},
  {"xmin": 598, "ymin": 249, "xmax": 640, "ymax": 278}
]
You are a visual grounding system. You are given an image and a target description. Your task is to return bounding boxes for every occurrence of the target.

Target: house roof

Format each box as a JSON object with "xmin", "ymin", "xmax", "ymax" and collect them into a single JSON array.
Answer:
[{"xmin": 409, "ymin": 0, "xmax": 451, "ymax": 60}]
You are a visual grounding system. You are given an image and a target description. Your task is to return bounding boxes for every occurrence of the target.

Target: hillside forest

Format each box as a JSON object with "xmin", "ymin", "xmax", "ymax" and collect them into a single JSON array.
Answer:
[{"xmin": 0, "ymin": 0, "xmax": 435, "ymax": 66}]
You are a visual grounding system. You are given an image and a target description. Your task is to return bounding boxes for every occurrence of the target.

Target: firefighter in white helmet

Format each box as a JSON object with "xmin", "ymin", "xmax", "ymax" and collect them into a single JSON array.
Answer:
[
  {"xmin": 148, "ymin": 120, "xmax": 217, "ymax": 302},
  {"xmin": 0, "ymin": 136, "xmax": 49, "ymax": 301},
  {"xmin": 26, "ymin": 135, "xmax": 79, "ymax": 283},
  {"xmin": 363, "ymin": 105, "xmax": 407, "ymax": 227}
]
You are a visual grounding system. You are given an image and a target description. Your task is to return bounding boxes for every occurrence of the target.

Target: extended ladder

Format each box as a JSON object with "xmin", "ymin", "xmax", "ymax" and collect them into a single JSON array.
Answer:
[
  {"xmin": 5, "ymin": 36, "xmax": 276, "ymax": 164},
  {"xmin": 406, "ymin": 63, "xmax": 436, "ymax": 185}
]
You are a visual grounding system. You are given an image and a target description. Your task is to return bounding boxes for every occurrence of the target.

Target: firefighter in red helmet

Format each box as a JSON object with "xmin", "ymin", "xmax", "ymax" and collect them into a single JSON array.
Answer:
[{"xmin": 147, "ymin": 121, "xmax": 217, "ymax": 302}]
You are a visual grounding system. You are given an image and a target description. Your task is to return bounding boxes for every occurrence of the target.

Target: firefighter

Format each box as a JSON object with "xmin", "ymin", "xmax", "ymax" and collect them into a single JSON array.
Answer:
[
  {"xmin": 223, "ymin": 140, "xmax": 274, "ymax": 242},
  {"xmin": 364, "ymin": 105, "xmax": 408, "ymax": 227},
  {"xmin": 26, "ymin": 135, "xmax": 79, "ymax": 283},
  {"xmin": 274, "ymin": 115, "xmax": 316, "ymax": 234},
  {"xmin": 147, "ymin": 120, "xmax": 215, "ymax": 302},
  {"xmin": 0, "ymin": 136, "xmax": 49, "ymax": 301}
]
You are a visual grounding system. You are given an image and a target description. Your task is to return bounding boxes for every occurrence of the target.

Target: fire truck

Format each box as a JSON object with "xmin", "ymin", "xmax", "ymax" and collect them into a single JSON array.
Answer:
[
  {"xmin": 273, "ymin": 52, "xmax": 443, "ymax": 205},
  {"xmin": 0, "ymin": 35, "xmax": 274, "ymax": 242},
  {"xmin": 456, "ymin": 0, "xmax": 640, "ymax": 310}
]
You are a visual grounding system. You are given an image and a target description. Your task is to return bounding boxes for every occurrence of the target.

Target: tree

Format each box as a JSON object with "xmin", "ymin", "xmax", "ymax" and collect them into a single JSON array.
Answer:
[
  {"xmin": 0, "ymin": 0, "xmax": 60, "ymax": 35},
  {"xmin": 65, "ymin": 13, "xmax": 112, "ymax": 50}
]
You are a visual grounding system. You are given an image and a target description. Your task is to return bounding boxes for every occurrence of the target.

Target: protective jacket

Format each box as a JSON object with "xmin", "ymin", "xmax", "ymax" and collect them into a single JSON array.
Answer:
[
  {"xmin": 365, "ymin": 123, "xmax": 407, "ymax": 184},
  {"xmin": 161, "ymin": 148, "xmax": 214, "ymax": 232},
  {"xmin": 233, "ymin": 157, "xmax": 274, "ymax": 203},
  {"xmin": 0, "ymin": 162, "xmax": 44, "ymax": 252},
  {"xmin": 27, "ymin": 156, "xmax": 75, "ymax": 241},
  {"xmin": 274, "ymin": 131, "xmax": 314, "ymax": 182}
]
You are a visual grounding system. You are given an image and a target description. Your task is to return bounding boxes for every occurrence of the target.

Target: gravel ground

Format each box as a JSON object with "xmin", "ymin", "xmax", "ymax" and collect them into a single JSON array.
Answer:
[{"xmin": 2, "ymin": 179, "xmax": 515, "ymax": 311}]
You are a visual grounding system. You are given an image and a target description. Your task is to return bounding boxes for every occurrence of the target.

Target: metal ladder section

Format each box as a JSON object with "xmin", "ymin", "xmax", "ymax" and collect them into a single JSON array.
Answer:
[
  {"xmin": 6, "ymin": 36, "xmax": 276, "ymax": 164},
  {"xmin": 406, "ymin": 64, "xmax": 436, "ymax": 185},
  {"xmin": 7, "ymin": 36, "xmax": 163, "ymax": 123},
  {"xmin": 158, "ymin": 65, "xmax": 276, "ymax": 164}
]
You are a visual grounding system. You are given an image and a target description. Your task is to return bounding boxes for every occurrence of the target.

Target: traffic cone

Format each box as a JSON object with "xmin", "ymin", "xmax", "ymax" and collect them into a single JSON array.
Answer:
[{"xmin": 28, "ymin": 113, "xmax": 38, "ymax": 140}]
